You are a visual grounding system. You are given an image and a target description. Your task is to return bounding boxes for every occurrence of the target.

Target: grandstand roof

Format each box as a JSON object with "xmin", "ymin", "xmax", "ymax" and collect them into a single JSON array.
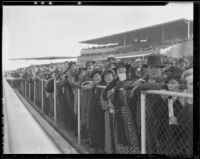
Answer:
[
  {"xmin": 9, "ymin": 56, "xmax": 77, "ymax": 61},
  {"xmin": 79, "ymin": 18, "xmax": 192, "ymax": 45}
]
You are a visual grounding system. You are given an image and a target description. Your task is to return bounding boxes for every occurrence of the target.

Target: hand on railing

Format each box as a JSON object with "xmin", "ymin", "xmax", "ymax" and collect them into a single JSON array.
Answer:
[
  {"xmin": 178, "ymin": 89, "xmax": 193, "ymax": 105},
  {"xmin": 130, "ymin": 79, "xmax": 145, "ymax": 97},
  {"xmin": 107, "ymin": 89, "xmax": 115, "ymax": 99},
  {"xmin": 81, "ymin": 81, "xmax": 94, "ymax": 90}
]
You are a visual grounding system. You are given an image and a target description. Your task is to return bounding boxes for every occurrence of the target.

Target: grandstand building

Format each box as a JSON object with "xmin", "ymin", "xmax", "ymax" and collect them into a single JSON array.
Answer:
[{"xmin": 77, "ymin": 18, "xmax": 193, "ymax": 66}]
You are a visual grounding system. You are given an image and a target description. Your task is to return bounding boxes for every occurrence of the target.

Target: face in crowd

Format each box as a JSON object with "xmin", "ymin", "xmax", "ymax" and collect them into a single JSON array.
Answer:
[
  {"xmin": 117, "ymin": 66, "xmax": 127, "ymax": 81},
  {"xmin": 167, "ymin": 79, "xmax": 181, "ymax": 92},
  {"xmin": 182, "ymin": 68, "xmax": 193, "ymax": 93},
  {"xmin": 185, "ymin": 73, "xmax": 193, "ymax": 93},
  {"xmin": 70, "ymin": 64, "xmax": 76, "ymax": 72},
  {"xmin": 147, "ymin": 65, "xmax": 162, "ymax": 79},
  {"xmin": 94, "ymin": 65, "xmax": 100, "ymax": 70},
  {"xmin": 100, "ymin": 67, "xmax": 105, "ymax": 72},
  {"xmin": 87, "ymin": 63, "xmax": 94, "ymax": 72},
  {"xmin": 51, "ymin": 72, "xmax": 56, "ymax": 78},
  {"xmin": 78, "ymin": 70, "xmax": 86, "ymax": 81},
  {"xmin": 93, "ymin": 73, "xmax": 102, "ymax": 85},
  {"xmin": 109, "ymin": 63, "xmax": 116, "ymax": 70},
  {"xmin": 104, "ymin": 72, "xmax": 113, "ymax": 84}
]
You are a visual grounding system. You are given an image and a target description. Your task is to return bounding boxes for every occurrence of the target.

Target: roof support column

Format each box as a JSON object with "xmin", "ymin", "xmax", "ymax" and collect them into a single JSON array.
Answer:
[
  {"xmin": 187, "ymin": 21, "xmax": 190, "ymax": 39},
  {"xmin": 161, "ymin": 26, "xmax": 164, "ymax": 42}
]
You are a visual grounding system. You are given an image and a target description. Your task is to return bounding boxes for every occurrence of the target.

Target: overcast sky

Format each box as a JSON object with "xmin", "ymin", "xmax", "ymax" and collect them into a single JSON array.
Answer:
[{"xmin": 3, "ymin": 2, "xmax": 193, "ymax": 70}]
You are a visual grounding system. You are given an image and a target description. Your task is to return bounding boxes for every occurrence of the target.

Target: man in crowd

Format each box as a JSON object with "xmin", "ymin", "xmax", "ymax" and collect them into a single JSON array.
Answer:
[{"xmin": 130, "ymin": 54, "xmax": 171, "ymax": 154}]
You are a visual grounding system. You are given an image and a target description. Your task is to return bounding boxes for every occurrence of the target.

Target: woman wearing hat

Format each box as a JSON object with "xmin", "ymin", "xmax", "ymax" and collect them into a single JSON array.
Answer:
[
  {"xmin": 130, "ymin": 58, "xmax": 146, "ymax": 80},
  {"xmin": 102, "ymin": 61, "xmax": 140, "ymax": 154},
  {"xmin": 100, "ymin": 69, "xmax": 115, "ymax": 153},
  {"xmin": 79, "ymin": 60, "xmax": 95, "ymax": 136},
  {"xmin": 89, "ymin": 69, "xmax": 105, "ymax": 153},
  {"xmin": 85, "ymin": 60, "xmax": 95, "ymax": 76}
]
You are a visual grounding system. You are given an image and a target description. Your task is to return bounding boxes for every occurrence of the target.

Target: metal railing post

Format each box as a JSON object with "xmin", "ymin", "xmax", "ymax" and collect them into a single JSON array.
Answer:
[
  {"xmin": 34, "ymin": 80, "xmax": 36, "ymax": 105},
  {"xmin": 41, "ymin": 79, "xmax": 44, "ymax": 112},
  {"xmin": 25, "ymin": 80, "xmax": 26, "ymax": 97},
  {"xmin": 29, "ymin": 83, "xmax": 31, "ymax": 100},
  {"xmin": 141, "ymin": 92, "xmax": 146, "ymax": 154},
  {"xmin": 78, "ymin": 88, "xmax": 81, "ymax": 145},
  {"xmin": 53, "ymin": 80, "xmax": 57, "ymax": 123}
]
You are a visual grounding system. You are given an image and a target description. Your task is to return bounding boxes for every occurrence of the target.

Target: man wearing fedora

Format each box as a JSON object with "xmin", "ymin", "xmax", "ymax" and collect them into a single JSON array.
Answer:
[
  {"xmin": 143, "ymin": 54, "xmax": 166, "ymax": 83},
  {"xmin": 130, "ymin": 54, "xmax": 170, "ymax": 154}
]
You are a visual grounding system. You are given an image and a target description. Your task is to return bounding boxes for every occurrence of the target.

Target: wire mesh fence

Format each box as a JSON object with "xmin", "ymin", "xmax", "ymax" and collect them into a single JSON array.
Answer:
[{"xmin": 141, "ymin": 90, "xmax": 193, "ymax": 157}]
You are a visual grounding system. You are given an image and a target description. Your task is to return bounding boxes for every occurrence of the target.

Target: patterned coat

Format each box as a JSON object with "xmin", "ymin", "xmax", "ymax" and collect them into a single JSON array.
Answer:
[{"xmin": 102, "ymin": 79, "xmax": 140, "ymax": 154}]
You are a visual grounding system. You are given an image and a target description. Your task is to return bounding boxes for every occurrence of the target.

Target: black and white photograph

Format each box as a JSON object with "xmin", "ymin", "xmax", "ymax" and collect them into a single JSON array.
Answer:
[{"xmin": 2, "ymin": 1, "xmax": 196, "ymax": 157}]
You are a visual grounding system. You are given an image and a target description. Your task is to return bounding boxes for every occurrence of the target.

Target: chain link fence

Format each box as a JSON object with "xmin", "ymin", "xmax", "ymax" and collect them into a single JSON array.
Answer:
[{"xmin": 141, "ymin": 90, "xmax": 193, "ymax": 157}]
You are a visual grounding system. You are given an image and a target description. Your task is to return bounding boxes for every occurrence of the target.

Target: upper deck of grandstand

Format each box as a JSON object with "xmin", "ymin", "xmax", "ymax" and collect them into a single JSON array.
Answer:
[{"xmin": 79, "ymin": 18, "xmax": 193, "ymax": 56}]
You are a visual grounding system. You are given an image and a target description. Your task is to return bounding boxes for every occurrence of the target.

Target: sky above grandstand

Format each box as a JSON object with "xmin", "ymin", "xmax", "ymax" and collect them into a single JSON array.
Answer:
[{"xmin": 3, "ymin": 2, "xmax": 193, "ymax": 70}]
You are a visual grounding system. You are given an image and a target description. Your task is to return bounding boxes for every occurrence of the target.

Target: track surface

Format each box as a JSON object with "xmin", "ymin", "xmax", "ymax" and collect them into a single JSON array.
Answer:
[{"xmin": 3, "ymin": 79, "xmax": 62, "ymax": 154}]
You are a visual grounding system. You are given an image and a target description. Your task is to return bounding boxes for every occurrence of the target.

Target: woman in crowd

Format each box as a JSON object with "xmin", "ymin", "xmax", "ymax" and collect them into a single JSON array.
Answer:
[
  {"xmin": 74, "ymin": 67, "xmax": 88, "ymax": 138},
  {"xmin": 102, "ymin": 61, "xmax": 140, "ymax": 154},
  {"xmin": 89, "ymin": 69, "xmax": 105, "ymax": 153},
  {"xmin": 154, "ymin": 66, "xmax": 184, "ymax": 155},
  {"xmin": 100, "ymin": 69, "xmax": 115, "ymax": 153},
  {"xmin": 59, "ymin": 69, "xmax": 77, "ymax": 130},
  {"xmin": 177, "ymin": 68, "xmax": 193, "ymax": 155},
  {"xmin": 81, "ymin": 61, "xmax": 95, "ymax": 139}
]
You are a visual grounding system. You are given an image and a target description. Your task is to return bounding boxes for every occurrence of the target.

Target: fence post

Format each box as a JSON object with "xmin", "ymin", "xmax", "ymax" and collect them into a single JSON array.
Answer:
[
  {"xmin": 41, "ymin": 79, "xmax": 44, "ymax": 112},
  {"xmin": 25, "ymin": 80, "xmax": 26, "ymax": 97},
  {"xmin": 53, "ymin": 80, "xmax": 57, "ymax": 123},
  {"xmin": 29, "ymin": 83, "xmax": 31, "ymax": 100},
  {"xmin": 34, "ymin": 80, "xmax": 36, "ymax": 105},
  {"xmin": 78, "ymin": 88, "xmax": 81, "ymax": 145},
  {"xmin": 141, "ymin": 92, "xmax": 146, "ymax": 154}
]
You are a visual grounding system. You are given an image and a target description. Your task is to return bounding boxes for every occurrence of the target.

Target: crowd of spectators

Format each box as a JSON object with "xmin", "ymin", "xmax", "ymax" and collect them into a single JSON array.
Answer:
[{"xmin": 9, "ymin": 53, "xmax": 193, "ymax": 155}]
